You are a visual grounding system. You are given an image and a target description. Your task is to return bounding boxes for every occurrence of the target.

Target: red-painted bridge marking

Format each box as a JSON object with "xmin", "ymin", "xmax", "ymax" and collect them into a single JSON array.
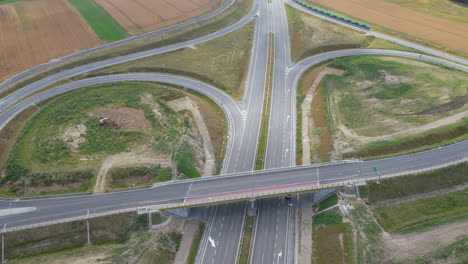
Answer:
[{"xmin": 184, "ymin": 181, "xmax": 319, "ymax": 204}]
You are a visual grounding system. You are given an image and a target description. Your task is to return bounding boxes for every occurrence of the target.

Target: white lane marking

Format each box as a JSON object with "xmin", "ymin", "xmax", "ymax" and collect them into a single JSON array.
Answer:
[{"xmin": 208, "ymin": 236, "xmax": 216, "ymax": 248}]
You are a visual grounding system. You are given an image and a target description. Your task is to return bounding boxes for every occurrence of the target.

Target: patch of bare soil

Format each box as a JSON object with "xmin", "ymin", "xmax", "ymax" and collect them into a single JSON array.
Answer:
[
  {"xmin": 167, "ymin": 96, "xmax": 215, "ymax": 176},
  {"xmin": 93, "ymin": 146, "xmax": 171, "ymax": 194},
  {"xmin": 60, "ymin": 124, "xmax": 86, "ymax": 151},
  {"xmin": 382, "ymin": 221, "xmax": 468, "ymax": 261},
  {"xmin": 91, "ymin": 107, "xmax": 150, "ymax": 131}
]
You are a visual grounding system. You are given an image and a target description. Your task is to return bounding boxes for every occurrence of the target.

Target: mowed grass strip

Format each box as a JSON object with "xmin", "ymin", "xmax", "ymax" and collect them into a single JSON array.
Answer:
[
  {"xmin": 68, "ymin": 0, "xmax": 127, "ymax": 42},
  {"xmin": 374, "ymin": 189, "xmax": 468, "ymax": 233}
]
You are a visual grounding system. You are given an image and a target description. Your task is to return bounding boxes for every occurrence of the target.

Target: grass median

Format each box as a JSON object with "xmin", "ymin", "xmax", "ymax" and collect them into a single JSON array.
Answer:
[{"xmin": 255, "ymin": 33, "xmax": 274, "ymax": 169}]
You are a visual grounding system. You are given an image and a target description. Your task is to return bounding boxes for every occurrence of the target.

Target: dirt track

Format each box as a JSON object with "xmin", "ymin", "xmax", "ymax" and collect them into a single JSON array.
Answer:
[
  {"xmin": 0, "ymin": 0, "xmax": 101, "ymax": 83},
  {"xmin": 95, "ymin": 0, "xmax": 224, "ymax": 34},
  {"xmin": 308, "ymin": 0, "xmax": 468, "ymax": 53}
]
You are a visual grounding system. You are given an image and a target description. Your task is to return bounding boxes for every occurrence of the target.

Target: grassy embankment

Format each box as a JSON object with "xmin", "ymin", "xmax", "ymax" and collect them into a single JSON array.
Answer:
[
  {"xmin": 238, "ymin": 215, "xmax": 256, "ymax": 264},
  {"xmin": 350, "ymin": 165, "xmax": 468, "ymax": 262},
  {"xmin": 313, "ymin": 207, "xmax": 354, "ymax": 264},
  {"xmin": 285, "ymin": 4, "xmax": 421, "ymax": 62},
  {"xmin": 359, "ymin": 163, "xmax": 468, "ymax": 233},
  {"xmin": 187, "ymin": 223, "xmax": 205, "ymax": 264},
  {"xmin": 303, "ymin": 0, "xmax": 468, "ymax": 59},
  {"xmin": 5, "ymin": 212, "xmax": 147, "ymax": 261},
  {"xmin": 255, "ymin": 34, "xmax": 274, "ymax": 169},
  {"xmin": 0, "ymin": 0, "xmax": 253, "ymax": 100},
  {"xmin": 385, "ymin": 0, "xmax": 468, "ymax": 24},
  {"xmin": 90, "ymin": 21, "xmax": 255, "ymax": 100},
  {"xmin": 317, "ymin": 193, "xmax": 338, "ymax": 211},
  {"xmin": 68, "ymin": 0, "xmax": 127, "ymax": 42},
  {"xmin": 0, "ymin": 82, "xmax": 227, "ymax": 196},
  {"xmin": 299, "ymin": 55, "xmax": 468, "ymax": 160}
]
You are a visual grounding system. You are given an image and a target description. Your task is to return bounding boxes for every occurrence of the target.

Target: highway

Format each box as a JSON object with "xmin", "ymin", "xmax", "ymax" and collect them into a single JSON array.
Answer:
[{"xmin": 0, "ymin": 0, "xmax": 467, "ymax": 263}]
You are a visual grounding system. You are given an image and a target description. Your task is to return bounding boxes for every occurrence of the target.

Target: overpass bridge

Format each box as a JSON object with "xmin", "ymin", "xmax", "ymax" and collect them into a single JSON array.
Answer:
[{"xmin": 1, "ymin": 140, "xmax": 466, "ymax": 233}]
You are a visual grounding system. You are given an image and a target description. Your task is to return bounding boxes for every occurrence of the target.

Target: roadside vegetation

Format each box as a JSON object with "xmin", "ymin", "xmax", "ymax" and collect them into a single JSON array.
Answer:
[
  {"xmin": 89, "ymin": 21, "xmax": 255, "ymax": 100},
  {"xmin": 298, "ymin": 55, "xmax": 468, "ymax": 161},
  {"xmin": 0, "ymin": 0, "xmax": 253, "ymax": 100},
  {"xmin": 68, "ymin": 0, "xmax": 127, "ymax": 42},
  {"xmin": 0, "ymin": 82, "xmax": 227, "ymax": 196},
  {"xmin": 255, "ymin": 34, "xmax": 274, "ymax": 169},
  {"xmin": 285, "ymin": 4, "xmax": 421, "ymax": 62}
]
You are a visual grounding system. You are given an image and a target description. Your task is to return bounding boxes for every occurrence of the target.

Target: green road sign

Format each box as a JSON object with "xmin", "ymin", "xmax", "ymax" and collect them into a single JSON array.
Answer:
[{"xmin": 373, "ymin": 167, "xmax": 378, "ymax": 173}]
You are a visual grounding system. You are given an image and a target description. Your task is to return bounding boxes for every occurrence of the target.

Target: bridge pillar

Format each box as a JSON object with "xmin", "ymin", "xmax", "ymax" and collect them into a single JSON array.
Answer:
[
  {"xmin": 247, "ymin": 199, "xmax": 257, "ymax": 216},
  {"xmin": 147, "ymin": 212, "xmax": 153, "ymax": 230},
  {"xmin": 84, "ymin": 220, "xmax": 91, "ymax": 246}
]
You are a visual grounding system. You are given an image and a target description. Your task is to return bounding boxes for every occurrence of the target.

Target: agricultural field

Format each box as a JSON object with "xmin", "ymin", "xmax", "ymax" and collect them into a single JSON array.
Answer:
[
  {"xmin": 92, "ymin": 22, "xmax": 254, "ymax": 100},
  {"xmin": 0, "ymin": 0, "xmax": 101, "ymax": 84},
  {"xmin": 299, "ymin": 55, "xmax": 468, "ymax": 161},
  {"xmin": 306, "ymin": 0, "xmax": 468, "ymax": 55},
  {"xmin": 0, "ymin": 82, "xmax": 227, "ymax": 196},
  {"xmin": 385, "ymin": 0, "xmax": 468, "ymax": 24},
  {"xmin": 68, "ymin": 0, "xmax": 127, "ymax": 42},
  {"xmin": 94, "ymin": 0, "xmax": 225, "ymax": 35}
]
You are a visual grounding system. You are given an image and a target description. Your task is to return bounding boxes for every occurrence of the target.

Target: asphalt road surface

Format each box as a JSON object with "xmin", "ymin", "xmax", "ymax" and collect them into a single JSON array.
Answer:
[{"xmin": 0, "ymin": 0, "xmax": 467, "ymax": 263}]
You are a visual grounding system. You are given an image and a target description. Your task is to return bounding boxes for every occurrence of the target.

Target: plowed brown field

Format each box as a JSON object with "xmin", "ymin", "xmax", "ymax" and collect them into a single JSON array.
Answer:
[
  {"xmin": 308, "ymin": 0, "xmax": 468, "ymax": 53},
  {"xmin": 94, "ymin": 0, "xmax": 224, "ymax": 34},
  {"xmin": 0, "ymin": 0, "xmax": 101, "ymax": 84}
]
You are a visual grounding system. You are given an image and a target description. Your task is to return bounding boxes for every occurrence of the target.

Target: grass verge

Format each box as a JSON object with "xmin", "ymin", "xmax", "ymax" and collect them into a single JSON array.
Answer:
[
  {"xmin": 373, "ymin": 188, "xmax": 468, "ymax": 233},
  {"xmin": 255, "ymin": 33, "xmax": 274, "ymax": 169},
  {"xmin": 238, "ymin": 215, "xmax": 255, "ymax": 264},
  {"xmin": 151, "ymin": 212, "xmax": 169, "ymax": 225},
  {"xmin": 313, "ymin": 207, "xmax": 343, "ymax": 230},
  {"xmin": 187, "ymin": 223, "xmax": 205, "ymax": 264},
  {"xmin": 68, "ymin": 0, "xmax": 127, "ymax": 42}
]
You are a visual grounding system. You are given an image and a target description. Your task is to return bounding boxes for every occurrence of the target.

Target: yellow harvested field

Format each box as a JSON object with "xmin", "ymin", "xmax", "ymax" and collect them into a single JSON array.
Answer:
[
  {"xmin": 0, "ymin": 0, "xmax": 102, "ymax": 84},
  {"xmin": 94, "ymin": 0, "xmax": 224, "ymax": 34},
  {"xmin": 309, "ymin": 0, "xmax": 468, "ymax": 53}
]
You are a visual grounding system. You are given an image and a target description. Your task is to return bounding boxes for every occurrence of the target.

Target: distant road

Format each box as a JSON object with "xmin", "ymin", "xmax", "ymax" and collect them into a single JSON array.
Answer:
[{"xmin": 0, "ymin": 0, "xmax": 236, "ymax": 92}]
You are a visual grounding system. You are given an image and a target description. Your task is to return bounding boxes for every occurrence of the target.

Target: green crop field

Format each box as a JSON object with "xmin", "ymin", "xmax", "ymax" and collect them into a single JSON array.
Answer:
[
  {"xmin": 68, "ymin": 0, "xmax": 126, "ymax": 42},
  {"xmin": 374, "ymin": 189, "xmax": 468, "ymax": 233},
  {"xmin": 2, "ymin": 82, "xmax": 226, "ymax": 196}
]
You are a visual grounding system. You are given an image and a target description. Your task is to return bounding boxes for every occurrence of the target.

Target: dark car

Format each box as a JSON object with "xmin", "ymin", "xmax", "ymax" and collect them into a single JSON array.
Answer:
[{"xmin": 285, "ymin": 194, "xmax": 292, "ymax": 199}]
